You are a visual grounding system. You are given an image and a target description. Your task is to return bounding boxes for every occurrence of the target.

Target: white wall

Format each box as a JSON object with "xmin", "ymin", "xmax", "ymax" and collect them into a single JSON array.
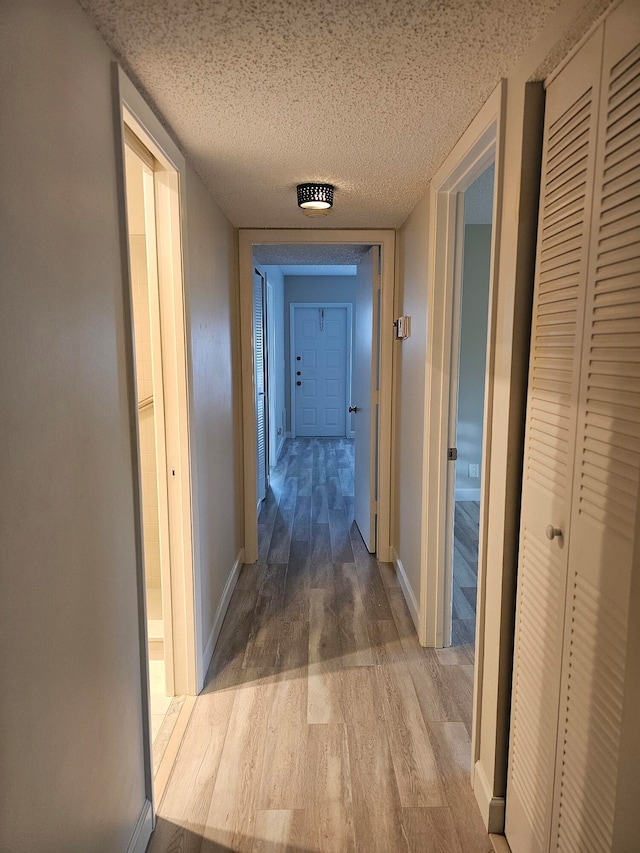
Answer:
[
  {"xmin": 0, "ymin": 1, "xmax": 241, "ymax": 848},
  {"xmin": 455, "ymin": 225, "xmax": 492, "ymax": 501},
  {"xmin": 284, "ymin": 275, "xmax": 357, "ymax": 434}
]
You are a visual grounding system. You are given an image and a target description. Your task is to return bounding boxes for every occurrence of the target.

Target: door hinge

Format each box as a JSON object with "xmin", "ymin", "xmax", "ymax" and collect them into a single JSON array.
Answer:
[{"xmin": 447, "ymin": 447, "xmax": 458, "ymax": 461}]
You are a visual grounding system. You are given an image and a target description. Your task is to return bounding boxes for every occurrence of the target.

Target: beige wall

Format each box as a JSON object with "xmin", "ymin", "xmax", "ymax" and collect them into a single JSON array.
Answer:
[
  {"xmin": 185, "ymin": 165, "xmax": 242, "ymax": 665},
  {"xmin": 0, "ymin": 0, "xmax": 241, "ymax": 849},
  {"xmin": 0, "ymin": 1, "xmax": 147, "ymax": 849},
  {"xmin": 393, "ymin": 193, "xmax": 429, "ymax": 605}
]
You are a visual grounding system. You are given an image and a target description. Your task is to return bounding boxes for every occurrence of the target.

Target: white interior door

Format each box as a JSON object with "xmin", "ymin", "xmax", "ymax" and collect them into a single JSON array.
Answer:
[
  {"xmin": 293, "ymin": 305, "xmax": 348, "ymax": 437},
  {"xmin": 254, "ymin": 269, "xmax": 267, "ymax": 505},
  {"xmin": 353, "ymin": 246, "xmax": 380, "ymax": 553}
]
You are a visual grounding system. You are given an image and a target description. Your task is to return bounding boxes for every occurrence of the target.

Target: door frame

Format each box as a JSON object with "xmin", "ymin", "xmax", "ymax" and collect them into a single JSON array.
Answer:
[
  {"xmin": 266, "ymin": 278, "xmax": 279, "ymax": 469},
  {"xmin": 239, "ymin": 229, "xmax": 395, "ymax": 564},
  {"xmin": 123, "ymin": 130, "xmax": 177, "ymax": 697},
  {"xmin": 116, "ymin": 69, "xmax": 199, "ymax": 717},
  {"xmin": 420, "ymin": 80, "xmax": 507, "ymax": 822},
  {"xmin": 289, "ymin": 302, "xmax": 353, "ymax": 439},
  {"xmin": 254, "ymin": 267, "xmax": 269, "ymax": 506},
  {"xmin": 442, "ymin": 191, "xmax": 469, "ymax": 648}
]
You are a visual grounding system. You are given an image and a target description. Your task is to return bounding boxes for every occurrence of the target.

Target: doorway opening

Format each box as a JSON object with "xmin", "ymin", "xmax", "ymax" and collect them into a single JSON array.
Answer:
[
  {"xmin": 123, "ymin": 130, "xmax": 182, "ymax": 774},
  {"xmin": 447, "ymin": 164, "xmax": 495, "ymax": 654},
  {"xmin": 420, "ymin": 80, "xmax": 508, "ymax": 829},
  {"xmin": 249, "ymin": 246, "xmax": 382, "ymax": 555},
  {"xmin": 119, "ymin": 71, "xmax": 199, "ymax": 804},
  {"xmin": 239, "ymin": 231, "xmax": 395, "ymax": 565}
]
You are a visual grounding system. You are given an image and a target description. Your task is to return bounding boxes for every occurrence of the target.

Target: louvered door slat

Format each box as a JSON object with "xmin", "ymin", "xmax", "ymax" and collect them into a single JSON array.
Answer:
[
  {"xmin": 505, "ymin": 26, "xmax": 603, "ymax": 853},
  {"xmin": 550, "ymin": 4, "xmax": 640, "ymax": 850}
]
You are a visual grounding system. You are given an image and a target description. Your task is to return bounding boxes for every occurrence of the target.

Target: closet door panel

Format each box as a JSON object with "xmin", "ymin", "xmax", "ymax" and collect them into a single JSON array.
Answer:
[
  {"xmin": 505, "ymin": 27, "xmax": 604, "ymax": 853},
  {"xmin": 551, "ymin": 4, "xmax": 640, "ymax": 850}
]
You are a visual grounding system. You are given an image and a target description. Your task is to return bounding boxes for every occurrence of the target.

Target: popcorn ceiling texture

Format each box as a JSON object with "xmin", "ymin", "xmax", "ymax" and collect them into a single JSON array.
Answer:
[
  {"xmin": 531, "ymin": 0, "xmax": 615, "ymax": 80},
  {"xmin": 79, "ymin": 0, "xmax": 576, "ymax": 228}
]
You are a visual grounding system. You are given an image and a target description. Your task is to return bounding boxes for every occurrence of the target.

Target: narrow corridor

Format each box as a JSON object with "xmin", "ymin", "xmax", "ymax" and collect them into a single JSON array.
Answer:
[{"xmin": 148, "ymin": 438, "xmax": 490, "ymax": 852}]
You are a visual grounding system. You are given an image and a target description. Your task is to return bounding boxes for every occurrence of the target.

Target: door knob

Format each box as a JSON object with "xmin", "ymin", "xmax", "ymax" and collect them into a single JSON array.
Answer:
[
  {"xmin": 296, "ymin": 371, "xmax": 301, "ymax": 376},
  {"xmin": 546, "ymin": 525, "xmax": 563, "ymax": 541},
  {"xmin": 349, "ymin": 405, "xmax": 358, "ymax": 413},
  {"xmin": 296, "ymin": 381, "xmax": 301, "ymax": 386}
]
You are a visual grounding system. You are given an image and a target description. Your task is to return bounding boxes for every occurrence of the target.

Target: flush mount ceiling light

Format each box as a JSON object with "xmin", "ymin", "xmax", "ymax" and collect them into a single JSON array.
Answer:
[{"xmin": 297, "ymin": 183, "xmax": 334, "ymax": 210}]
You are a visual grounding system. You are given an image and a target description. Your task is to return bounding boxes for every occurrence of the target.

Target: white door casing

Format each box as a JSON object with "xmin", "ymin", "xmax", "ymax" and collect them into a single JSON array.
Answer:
[
  {"xmin": 353, "ymin": 246, "xmax": 380, "ymax": 553},
  {"xmin": 443, "ymin": 193, "xmax": 468, "ymax": 645},
  {"xmin": 267, "ymin": 281, "xmax": 278, "ymax": 469},
  {"xmin": 291, "ymin": 305, "xmax": 350, "ymax": 438},
  {"xmin": 254, "ymin": 269, "xmax": 267, "ymax": 504}
]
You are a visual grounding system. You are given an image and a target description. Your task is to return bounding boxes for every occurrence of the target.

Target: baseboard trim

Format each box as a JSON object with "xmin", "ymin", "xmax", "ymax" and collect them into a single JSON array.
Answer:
[
  {"xmin": 276, "ymin": 434, "xmax": 286, "ymax": 459},
  {"xmin": 348, "ymin": 430, "xmax": 355, "ymax": 439},
  {"xmin": 391, "ymin": 547, "xmax": 420, "ymax": 634},
  {"xmin": 490, "ymin": 833, "xmax": 512, "ymax": 853},
  {"xmin": 474, "ymin": 760, "xmax": 505, "ymax": 834},
  {"xmin": 285, "ymin": 430, "xmax": 292, "ymax": 439},
  {"xmin": 455, "ymin": 487, "xmax": 481, "ymax": 501},
  {"xmin": 126, "ymin": 798, "xmax": 153, "ymax": 853},
  {"xmin": 200, "ymin": 549, "xmax": 244, "ymax": 691}
]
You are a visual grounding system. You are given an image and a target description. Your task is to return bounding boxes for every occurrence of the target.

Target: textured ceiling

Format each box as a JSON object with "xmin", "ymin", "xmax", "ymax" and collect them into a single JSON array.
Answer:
[{"xmin": 79, "ymin": 0, "xmax": 569, "ymax": 228}]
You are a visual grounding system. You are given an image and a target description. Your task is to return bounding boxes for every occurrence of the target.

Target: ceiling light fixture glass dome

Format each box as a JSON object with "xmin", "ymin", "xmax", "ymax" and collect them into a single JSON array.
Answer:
[{"xmin": 297, "ymin": 183, "xmax": 334, "ymax": 210}]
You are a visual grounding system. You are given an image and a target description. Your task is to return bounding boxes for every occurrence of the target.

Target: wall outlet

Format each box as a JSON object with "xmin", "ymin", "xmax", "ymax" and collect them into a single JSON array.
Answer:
[{"xmin": 469, "ymin": 463, "xmax": 480, "ymax": 479}]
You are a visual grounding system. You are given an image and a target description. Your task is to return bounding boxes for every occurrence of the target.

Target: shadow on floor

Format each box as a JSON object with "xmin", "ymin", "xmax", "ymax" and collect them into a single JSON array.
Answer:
[
  {"xmin": 149, "ymin": 817, "xmax": 315, "ymax": 852},
  {"xmin": 201, "ymin": 438, "xmax": 474, "ymax": 734}
]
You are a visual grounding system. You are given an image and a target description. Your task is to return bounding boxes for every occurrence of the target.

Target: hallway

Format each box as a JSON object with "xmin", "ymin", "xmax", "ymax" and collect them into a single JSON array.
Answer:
[{"xmin": 148, "ymin": 438, "xmax": 490, "ymax": 852}]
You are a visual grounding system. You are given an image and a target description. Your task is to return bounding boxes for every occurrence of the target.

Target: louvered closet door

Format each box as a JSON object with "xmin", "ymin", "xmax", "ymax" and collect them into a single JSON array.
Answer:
[
  {"xmin": 505, "ymin": 28, "xmax": 603, "ymax": 853},
  {"xmin": 550, "ymin": 4, "xmax": 640, "ymax": 850}
]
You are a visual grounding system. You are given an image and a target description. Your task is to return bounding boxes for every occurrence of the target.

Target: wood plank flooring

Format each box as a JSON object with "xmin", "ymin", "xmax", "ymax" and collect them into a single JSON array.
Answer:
[
  {"xmin": 148, "ymin": 438, "xmax": 491, "ymax": 853},
  {"xmin": 451, "ymin": 501, "xmax": 479, "ymax": 652}
]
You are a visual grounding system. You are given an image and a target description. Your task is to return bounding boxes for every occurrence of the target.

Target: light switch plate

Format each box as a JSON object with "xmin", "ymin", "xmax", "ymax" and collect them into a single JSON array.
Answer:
[{"xmin": 395, "ymin": 316, "xmax": 411, "ymax": 339}]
